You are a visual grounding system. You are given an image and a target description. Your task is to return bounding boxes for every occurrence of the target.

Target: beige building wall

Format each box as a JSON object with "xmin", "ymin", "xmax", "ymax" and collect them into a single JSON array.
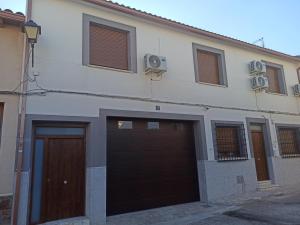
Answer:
[{"xmin": 0, "ymin": 25, "xmax": 24, "ymax": 195}]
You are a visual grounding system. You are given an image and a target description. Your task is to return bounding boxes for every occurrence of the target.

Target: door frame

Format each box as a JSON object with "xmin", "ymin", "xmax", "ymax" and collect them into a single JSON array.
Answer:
[
  {"xmin": 29, "ymin": 122, "xmax": 87, "ymax": 225},
  {"xmin": 246, "ymin": 118, "xmax": 275, "ymax": 183},
  {"xmin": 99, "ymin": 108, "xmax": 209, "ymax": 205}
]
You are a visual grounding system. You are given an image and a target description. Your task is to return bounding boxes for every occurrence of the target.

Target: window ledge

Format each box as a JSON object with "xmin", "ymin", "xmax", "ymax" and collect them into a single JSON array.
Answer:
[
  {"xmin": 196, "ymin": 81, "xmax": 228, "ymax": 88},
  {"xmin": 217, "ymin": 157, "xmax": 248, "ymax": 162},
  {"xmin": 85, "ymin": 64, "xmax": 136, "ymax": 74},
  {"xmin": 265, "ymin": 91, "xmax": 288, "ymax": 96},
  {"xmin": 281, "ymin": 154, "xmax": 300, "ymax": 158}
]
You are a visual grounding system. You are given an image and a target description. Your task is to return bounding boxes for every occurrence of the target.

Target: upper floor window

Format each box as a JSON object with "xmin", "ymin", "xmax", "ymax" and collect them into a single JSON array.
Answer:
[
  {"xmin": 264, "ymin": 62, "xmax": 287, "ymax": 94},
  {"xmin": 297, "ymin": 67, "xmax": 300, "ymax": 83},
  {"xmin": 212, "ymin": 121, "xmax": 248, "ymax": 161},
  {"xmin": 277, "ymin": 127, "xmax": 300, "ymax": 158},
  {"xmin": 0, "ymin": 103, "xmax": 3, "ymax": 145},
  {"xmin": 193, "ymin": 43, "xmax": 227, "ymax": 86},
  {"xmin": 83, "ymin": 14, "xmax": 137, "ymax": 72}
]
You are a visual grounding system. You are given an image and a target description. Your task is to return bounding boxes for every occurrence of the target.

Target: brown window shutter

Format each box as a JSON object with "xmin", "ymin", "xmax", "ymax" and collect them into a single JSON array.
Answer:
[
  {"xmin": 216, "ymin": 127, "xmax": 240, "ymax": 156},
  {"xmin": 279, "ymin": 128, "xmax": 299, "ymax": 155},
  {"xmin": 266, "ymin": 65, "xmax": 281, "ymax": 93},
  {"xmin": 90, "ymin": 23, "xmax": 129, "ymax": 70},
  {"xmin": 197, "ymin": 50, "xmax": 220, "ymax": 84}
]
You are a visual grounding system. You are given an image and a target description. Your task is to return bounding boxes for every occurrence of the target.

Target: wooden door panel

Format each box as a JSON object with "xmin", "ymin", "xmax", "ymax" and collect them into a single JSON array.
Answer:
[
  {"xmin": 252, "ymin": 131, "xmax": 269, "ymax": 181},
  {"xmin": 41, "ymin": 138, "xmax": 85, "ymax": 223},
  {"xmin": 107, "ymin": 118, "xmax": 200, "ymax": 215}
]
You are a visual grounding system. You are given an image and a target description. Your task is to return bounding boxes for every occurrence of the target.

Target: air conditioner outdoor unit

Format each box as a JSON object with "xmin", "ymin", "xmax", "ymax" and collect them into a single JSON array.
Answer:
[
  {"xmin": 144, "ymin": 54, "xmax": 167, "ymax": 74},
  {"xmin": 293, "ymin": 84, "xmax": 300, "ymax": 96},
  {"xmin": 249, "ymin": 60, "xmax": 266, "ymax": 75},
  {"xmin": 251, "ymin": 76, "xmax": 269, "ymax": 90}
]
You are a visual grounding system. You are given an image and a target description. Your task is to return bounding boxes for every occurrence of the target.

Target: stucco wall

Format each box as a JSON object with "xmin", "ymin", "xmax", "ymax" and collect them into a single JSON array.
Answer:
[
  {"xmin": 15, "ymin": 1, "xmax": 300, "ymax": 223},
  {"xmin": 272, "ymin": 157, "xmax": 300, "ymax": 186},
  {"xmin": 27, "ymin": 0, "xmax": 300, "ymax": 117},
  {"xmin": 204, "ymin": 159, "xmax": 258, "ymax": 200},
  {"xmin": 26, "ymin": 0, "xmax": 300, "ymax": 185},
  {"xmin": 0, "ymin": 25, "xmax": 24, "ymax": 195}
]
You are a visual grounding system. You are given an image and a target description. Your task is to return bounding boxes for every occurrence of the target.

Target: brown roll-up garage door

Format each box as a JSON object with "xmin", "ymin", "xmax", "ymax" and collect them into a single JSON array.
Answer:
[{"xmin": 107, "ymin": 117, "xmax": 200, "ymax": 215}]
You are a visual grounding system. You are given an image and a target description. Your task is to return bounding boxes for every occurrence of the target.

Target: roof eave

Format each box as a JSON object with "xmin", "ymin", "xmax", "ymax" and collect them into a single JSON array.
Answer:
[
  {"xmin": 82, "ymin": 0, "xmax": 300, "ymax": 63},
  {"xmin": 0, "ymin": 11, "xmax": 25, "ymax": 26}
]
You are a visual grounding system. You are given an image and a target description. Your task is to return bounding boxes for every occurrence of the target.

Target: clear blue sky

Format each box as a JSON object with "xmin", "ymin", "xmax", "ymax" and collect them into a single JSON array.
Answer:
[{"xmin": 1, "ymin": 0, "xmax": 299, "ymax": 56}]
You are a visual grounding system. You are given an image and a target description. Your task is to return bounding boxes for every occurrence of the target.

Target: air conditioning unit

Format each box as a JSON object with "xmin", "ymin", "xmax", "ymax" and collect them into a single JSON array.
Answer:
[
  {"xmin": 144, "ymin": 54, "xmax": 167, "ymax": 74},
  {"xmin": 293, "ymin": 84, "xmax": 300, "ymax": 96},
  {"xmin": 251, "ymin": 76, "xmax": 269, "ymax": 90},
  {"xmin": 249, "ymin": 60, "xmax": 266, "ymax": 75}
]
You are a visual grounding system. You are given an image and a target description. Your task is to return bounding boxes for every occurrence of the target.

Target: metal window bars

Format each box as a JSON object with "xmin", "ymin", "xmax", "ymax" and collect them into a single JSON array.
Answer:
[
  {"xmin": 278, "ymin": 128, "xmax": 300, "ymax": 158},
  {"xmin": 216, "ymin": 125, "xmax": 248, "ymax": 161}
]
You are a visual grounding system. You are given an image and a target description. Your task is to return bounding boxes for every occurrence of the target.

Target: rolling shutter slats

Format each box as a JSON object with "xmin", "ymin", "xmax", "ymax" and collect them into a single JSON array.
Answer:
[
  {"xmin": 266, "ymin": 66, "xmax": 281, "ymax": 93},
  {"xmin": 90, "ymin": 23, "xmax": 129, "ymax": 70},
  {"xmin": 197, "ymin": 50, "xmax": 220, "ymax": 84}
]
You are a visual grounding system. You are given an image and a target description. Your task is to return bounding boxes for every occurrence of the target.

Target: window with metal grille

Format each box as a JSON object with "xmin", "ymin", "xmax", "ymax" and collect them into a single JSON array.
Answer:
[
  {"xmin": 278, "ymin": 128, "xmax": 300, "ymax": 158},
  {"xmin": 213, "ymin": 123, "xmax": 248, "ymax": 161},
  {"xmin": 90, "ymin": 23, "xmax": 129, "ymax": 70},
  {"xmin": 0, "ymin": 103, "xmax": 3, "ymax": 145}
]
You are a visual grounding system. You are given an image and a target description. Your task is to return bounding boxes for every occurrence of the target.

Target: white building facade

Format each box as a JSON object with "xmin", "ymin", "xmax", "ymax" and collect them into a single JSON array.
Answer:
[{"xmin": 16, "ymin": 0, "xmax": 300, "ymax": 224}]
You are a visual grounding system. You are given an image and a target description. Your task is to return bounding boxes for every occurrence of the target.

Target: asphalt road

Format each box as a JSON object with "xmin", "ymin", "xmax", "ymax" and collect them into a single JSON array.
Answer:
[{"xmin": 191, "ymin": 190, "xmax": 300, "ymax": 225}]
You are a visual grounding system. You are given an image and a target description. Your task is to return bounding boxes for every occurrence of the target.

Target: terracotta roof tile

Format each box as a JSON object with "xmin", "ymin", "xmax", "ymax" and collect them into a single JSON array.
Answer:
[
  {"xmin": 0, "ymin": 8, "xmax": 25, "ymax": 26},
  {"xmin": 82, "ymin": 0, "xmax": 300, "ymax": 62}
]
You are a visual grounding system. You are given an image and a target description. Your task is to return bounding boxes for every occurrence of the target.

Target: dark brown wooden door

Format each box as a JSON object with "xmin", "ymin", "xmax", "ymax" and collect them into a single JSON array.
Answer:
[
  {"xmin": 41, "ymin": 137, "xmax": 85, "ymax": 222},
  {"xmin": 252, "ymin": 131, "xmax": 269, "ymax": 181},
  {"xmin": 107, "ymin": 118, "xmax": 200, "ymax": 215}
]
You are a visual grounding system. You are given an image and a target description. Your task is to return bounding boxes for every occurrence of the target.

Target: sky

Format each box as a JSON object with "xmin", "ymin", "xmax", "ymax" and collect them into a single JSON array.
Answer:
[{"xmin": 1, "ymin": 0, "xmax": 299, "ymax": 56}]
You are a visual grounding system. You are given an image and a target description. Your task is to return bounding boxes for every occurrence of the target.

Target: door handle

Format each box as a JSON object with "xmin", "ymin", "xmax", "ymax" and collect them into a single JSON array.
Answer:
[{"xmin": 63, "ymin": 180, "xmax": 68, "ymax": 184}]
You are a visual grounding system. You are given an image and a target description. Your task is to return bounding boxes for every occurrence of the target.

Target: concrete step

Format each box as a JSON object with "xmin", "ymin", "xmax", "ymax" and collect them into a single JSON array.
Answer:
[
  {"xmin": 257, "ymin": 180, "xmax": 277, "ymax": 191},
  {"xmin": 40, "ymin": 217, "xmax": 89, "ymax": 225}
]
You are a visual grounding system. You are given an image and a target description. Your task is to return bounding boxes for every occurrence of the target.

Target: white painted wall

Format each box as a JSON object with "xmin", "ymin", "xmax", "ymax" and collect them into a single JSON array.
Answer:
[
  {"xmin": 15, "ymin": 1, "xmax": 300, "ymax": 219},
  {"xmin": 27, "ymin": 0, "xmax": 300, "ymax": 116},
  {"xmin": 27, "ymin": 0, "xmax": 300, "ymax": 161}
]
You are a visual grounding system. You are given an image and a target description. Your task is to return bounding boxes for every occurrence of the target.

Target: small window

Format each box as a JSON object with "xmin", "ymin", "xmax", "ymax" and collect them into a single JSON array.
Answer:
[
  {"xmin": 118, "ymin": 121, "xmax": 133, "ymax": 129},
  {"xmin": 213, "ymin": 122, "xmax": 248, "ymax": 161},
  {"xmin": 90, "ymin": 23, "xmax": 129, "ymax": 70},
  {"xmin": 147, "ymin": 122, "xmax": 159, "ymax": 130},
  {"xmin": 35, "ymin": 127, "xmax": 85, "ymax": 136},
  {"xmin": 278, "ymin": 127, "xmax": 300, "ymax": 158},
  {"xmin": 264, "ymin": 62, "xmax": 286, "ymax": 94},
  {"xmin": 0, "ymin": 103, "xmax": 3, "ymax": 145},
  {"xmin": 297, "ymin": 67, "xmax": 300, "ymax": 83},
  {"xmin": 83, "ymin": 14, "xmax": 137, "ymax": 72},
  {"xmin": 193, "ymin": 43, "xmax": 227, "ymax": 86}
]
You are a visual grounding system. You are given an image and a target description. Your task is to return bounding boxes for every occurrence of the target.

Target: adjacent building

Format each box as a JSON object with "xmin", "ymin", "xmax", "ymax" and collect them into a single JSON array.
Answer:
[
  {"xmin": 14, "ymin": 0, "xmax": 300, "ymax": 225},
  {"xmin": 0, "ymin": 9, "xmax": 25, "ymax": 224}
]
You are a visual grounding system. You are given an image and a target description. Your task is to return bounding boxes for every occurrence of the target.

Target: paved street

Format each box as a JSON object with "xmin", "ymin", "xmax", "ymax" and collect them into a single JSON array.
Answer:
[{"xmin": 108, "ymin": 186, "xmax": 300, "ymax": 225}]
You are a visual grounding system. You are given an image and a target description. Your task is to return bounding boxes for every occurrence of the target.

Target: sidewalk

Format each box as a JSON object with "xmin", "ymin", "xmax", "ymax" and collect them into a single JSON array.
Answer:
[{"xmin": 107, "ymin": 185, "xmax": 300, "ymax": 225}]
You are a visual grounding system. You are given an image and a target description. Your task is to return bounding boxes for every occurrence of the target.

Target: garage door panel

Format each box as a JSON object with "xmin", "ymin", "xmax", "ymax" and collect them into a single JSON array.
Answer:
[{"xmin": 107, "ymin": 117, "xmax": 200, "ymax": 215}]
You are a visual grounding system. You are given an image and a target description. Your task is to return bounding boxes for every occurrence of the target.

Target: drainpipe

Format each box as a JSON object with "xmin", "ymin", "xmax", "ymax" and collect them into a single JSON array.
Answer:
[{"xmin": 12, "ymin": 1, "xmax": 32, "ymax": 225}]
